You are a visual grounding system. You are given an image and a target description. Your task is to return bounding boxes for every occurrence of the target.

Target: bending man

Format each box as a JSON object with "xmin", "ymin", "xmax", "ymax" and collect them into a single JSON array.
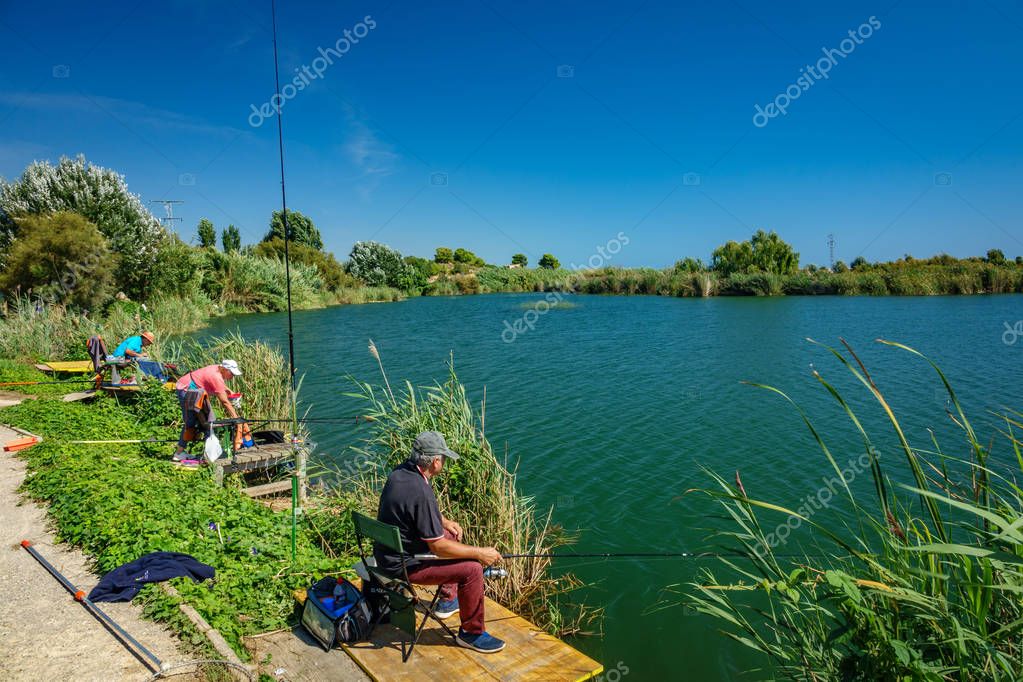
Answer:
[
  {"xmin": 171, "ymin": 360, "xmax": 242, "ymax": 466},
  {"xmin": 375, "ymin": 431, "xmax": 505, "ymax": 653}
]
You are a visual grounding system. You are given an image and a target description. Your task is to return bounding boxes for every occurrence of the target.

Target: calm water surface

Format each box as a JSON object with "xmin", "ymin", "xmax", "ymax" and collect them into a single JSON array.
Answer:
[{"xmin": 199, "ymin": 294, "xmax": 1023, "ymax": 680}]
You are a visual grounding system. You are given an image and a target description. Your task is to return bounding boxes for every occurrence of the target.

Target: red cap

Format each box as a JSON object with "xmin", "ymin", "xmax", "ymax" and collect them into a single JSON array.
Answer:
[{"xmin": 20, "ymin": 539, "xmax": 31, "ymax": 547}]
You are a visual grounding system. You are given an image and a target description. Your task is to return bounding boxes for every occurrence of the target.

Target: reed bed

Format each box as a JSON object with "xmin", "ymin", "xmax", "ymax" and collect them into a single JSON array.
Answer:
[
  {"xmin": 687, "ymin": 340, "xmax": 1023, "ymax": 680},
  {"xmin": 307, "ymin": 349, "xmax": 596, "ymax": 636}
]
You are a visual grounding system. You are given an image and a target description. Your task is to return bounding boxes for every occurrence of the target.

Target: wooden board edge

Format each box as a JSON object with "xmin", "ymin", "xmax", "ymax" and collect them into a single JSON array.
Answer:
[{"xmin": 340, "ymin": 643, "xmax": 382, "ymax": 682}]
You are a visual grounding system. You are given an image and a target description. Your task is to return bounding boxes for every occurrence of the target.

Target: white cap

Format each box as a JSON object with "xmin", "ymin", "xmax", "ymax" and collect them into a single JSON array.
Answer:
[{"xmin": 221, "ymin": 359, "xmax": 242, "ymax": 376}]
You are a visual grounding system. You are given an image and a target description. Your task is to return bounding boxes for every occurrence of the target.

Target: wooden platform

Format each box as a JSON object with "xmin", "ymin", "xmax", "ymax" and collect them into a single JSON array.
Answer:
[
  {"xmin": 343, "ymin": 594, "xmax": 602, "ymax": 681},
  {"xmin": 34, "ymin": 360, "xmax": 95, "ymax": 374},
  {"xmin": 211, "ymin": 443, "xmax": 298, "ymax": 491}
]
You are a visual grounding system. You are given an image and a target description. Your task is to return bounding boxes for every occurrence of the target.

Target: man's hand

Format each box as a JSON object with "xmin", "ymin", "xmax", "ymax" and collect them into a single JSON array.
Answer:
[
  {"xmin": 477, "ymin": 547, "xmax": 502, "ymax": 566},
  {"xmin": 442, "ymin": 518, "xmax": 463, "ymax": 541}
]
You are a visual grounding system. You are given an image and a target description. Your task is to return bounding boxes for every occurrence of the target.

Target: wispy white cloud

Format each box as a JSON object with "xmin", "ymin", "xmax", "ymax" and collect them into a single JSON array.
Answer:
[
  {"xmin": 0, "ymin": 92, "xmax": 244, "ymax": 138},
  {"xmin": 342, "ymin": 104, "xmax": 398, "ymax": 200}
]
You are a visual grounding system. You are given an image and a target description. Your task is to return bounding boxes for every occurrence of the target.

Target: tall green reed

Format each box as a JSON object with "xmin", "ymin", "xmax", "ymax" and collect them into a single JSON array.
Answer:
[{"xmin": 687, "ymin": 340, "xmax": 1023, "ymax": 680}]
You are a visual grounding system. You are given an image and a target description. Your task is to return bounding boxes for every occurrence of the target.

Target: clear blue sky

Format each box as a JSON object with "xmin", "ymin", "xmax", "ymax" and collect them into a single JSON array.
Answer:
[{"xmin": 1, "ymin": 1, "xmax": 1021, "ymax": 267}]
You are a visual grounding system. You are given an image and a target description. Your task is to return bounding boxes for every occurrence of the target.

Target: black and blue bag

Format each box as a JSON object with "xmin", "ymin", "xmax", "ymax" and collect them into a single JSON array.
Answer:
[{"xmin": 301, "ymin": 576, "xmax": 373, "ymax": 650}]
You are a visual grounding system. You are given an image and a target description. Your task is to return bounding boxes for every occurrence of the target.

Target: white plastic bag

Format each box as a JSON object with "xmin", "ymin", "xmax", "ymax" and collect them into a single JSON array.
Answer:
[{"xmin": 204, "ymin": 434, "xmax": 224, "ymax": 463}]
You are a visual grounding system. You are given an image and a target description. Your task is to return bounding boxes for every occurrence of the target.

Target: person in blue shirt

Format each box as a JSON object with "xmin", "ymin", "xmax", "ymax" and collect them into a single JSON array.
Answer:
[{"xmin": 109, "ymin": 331, "xmax": 155, "ymax": 361}]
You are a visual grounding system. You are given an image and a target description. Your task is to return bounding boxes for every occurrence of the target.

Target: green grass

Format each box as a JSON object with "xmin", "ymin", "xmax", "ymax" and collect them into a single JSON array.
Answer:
[{"xmin": 686, "ymin": 340, "xmax": 1023, "ymax": 680}]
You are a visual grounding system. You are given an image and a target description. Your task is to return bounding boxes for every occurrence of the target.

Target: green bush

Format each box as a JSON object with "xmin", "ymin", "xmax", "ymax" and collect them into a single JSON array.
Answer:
[
  {"xmin": 217, "ymin": 252, "xmax": 324, "ymax": 312},
  {"xmin": 253, "ymin": 238, "xmax": 357, "ymax": 292},
  {"xmin": 721, "ymin": 272, "xmax": 783, "ymax": 296}
]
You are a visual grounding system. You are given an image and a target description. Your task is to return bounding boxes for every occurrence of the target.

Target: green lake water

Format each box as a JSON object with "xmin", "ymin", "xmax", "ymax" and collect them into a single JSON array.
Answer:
[{"xmin": 198, "ymin": 293, "xmax": 1023, "ymax": 680}]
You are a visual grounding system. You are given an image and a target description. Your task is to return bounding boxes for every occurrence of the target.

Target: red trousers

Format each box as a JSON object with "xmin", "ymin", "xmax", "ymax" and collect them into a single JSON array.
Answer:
[{"xmin": 406, "ymin": 530, "xmax": 485, "ymax": 634}]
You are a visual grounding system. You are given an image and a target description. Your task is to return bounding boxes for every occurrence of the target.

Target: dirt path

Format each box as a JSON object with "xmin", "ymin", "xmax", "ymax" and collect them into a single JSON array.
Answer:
[{"xmin": 0, "ymin": 422, "xmax": 195, "ymax": 681}]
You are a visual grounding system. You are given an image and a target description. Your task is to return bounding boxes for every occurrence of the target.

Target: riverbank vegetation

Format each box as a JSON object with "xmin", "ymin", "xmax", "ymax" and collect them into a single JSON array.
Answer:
[
  {"xmin": 3, "ymin": 156, "xmax": 1022, "ymax": 355},
  {"xmin": 688, "ymin": 341, "xmax": 1023, "ymax": 680}
]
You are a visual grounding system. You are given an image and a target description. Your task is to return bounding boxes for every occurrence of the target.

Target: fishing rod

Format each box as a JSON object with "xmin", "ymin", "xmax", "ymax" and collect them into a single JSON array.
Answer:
[
  {"xmin": 270, "ymin": 0, "xmax": 297, "ymax": 397},
  {"xmin": 414, "ymin": 551, "xmax": 812, "ymax": 561},
  {"xmin": 21, "ymin": 540, "xmax": 163, "ymax": 673},
  {"xmin": 69, "ymin": 438, "xmax": 181, "ymax": 445},
  {"xmin": 0, "ymin": 378, "xmax": 97, "ymax": 387}
]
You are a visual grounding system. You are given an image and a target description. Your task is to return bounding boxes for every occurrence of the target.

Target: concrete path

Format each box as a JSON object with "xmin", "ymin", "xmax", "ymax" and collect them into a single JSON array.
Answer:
[{"xmin": 0, "ymin": 421, "xmax": 196, "ymax": 681}]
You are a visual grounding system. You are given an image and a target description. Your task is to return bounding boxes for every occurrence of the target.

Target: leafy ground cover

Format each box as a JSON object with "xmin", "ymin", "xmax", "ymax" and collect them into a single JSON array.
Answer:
[{"xmin": 0, "ymin": 365, "xmax": 352, "ymax": 656}]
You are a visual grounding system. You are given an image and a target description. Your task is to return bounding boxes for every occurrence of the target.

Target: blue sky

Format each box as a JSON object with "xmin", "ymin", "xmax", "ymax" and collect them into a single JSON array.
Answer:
[{"xmin": 1, "ymin": 0, "xmax": 1021, "ymax": 267}]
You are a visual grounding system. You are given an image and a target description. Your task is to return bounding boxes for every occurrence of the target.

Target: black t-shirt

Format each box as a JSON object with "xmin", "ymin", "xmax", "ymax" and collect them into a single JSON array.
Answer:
[{"xmin": 374, "ymin": 459, "xmax": 445, "ymax": 574}]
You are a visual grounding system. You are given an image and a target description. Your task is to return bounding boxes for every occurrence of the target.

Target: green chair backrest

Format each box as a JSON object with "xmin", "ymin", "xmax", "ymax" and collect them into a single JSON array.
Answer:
[{"xmin": 352, "ymin": 512, "xmax": 404, "ymax": 554}]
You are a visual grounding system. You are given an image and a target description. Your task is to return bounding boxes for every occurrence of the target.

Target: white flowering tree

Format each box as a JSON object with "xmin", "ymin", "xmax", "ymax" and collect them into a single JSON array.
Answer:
[
  {"xmin": 0, "ymin": 155, "xmax": 166, "ymax": 297},
  {"xmin": 347, "ymin": 240, "xmax": 415, "ymax": 290}
]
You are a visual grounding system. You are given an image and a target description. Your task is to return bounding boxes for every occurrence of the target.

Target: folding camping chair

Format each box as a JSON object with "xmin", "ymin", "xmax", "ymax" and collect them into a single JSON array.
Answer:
[{"xmin": 351, "ymin": 511, "xmax": 458, "ymax": 662}]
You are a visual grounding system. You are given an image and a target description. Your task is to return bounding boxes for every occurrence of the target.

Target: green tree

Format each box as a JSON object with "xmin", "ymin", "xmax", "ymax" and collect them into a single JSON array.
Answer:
[
  {"xmin": 0, "ymin": 212, "xmax": 115, "ymax": 309},
  {"xmin": 674, "ymin": 257, "xmax": 705, "ymax": 273},
  {"xmin": 453, "ymin": 247, "xmax": 476, "ymax": 264},
  {"xmin": 402, "ymin": 256, "xmax": 436, "ymax": 292},
  {"xmin": 712, "ymin": 230, "xmax": 798, "ymax": 276},
  {"xmin": 347, "ymin": 241, "xmax": 415, "ymax": 291},
  {"xmin": 511, "ymin": 253, "xmax": 528, "ymax": 267},
  {"xmin": 197, "ymin": 218, "xmax": 216, "ymax": 249},
  {"xmin": 749, "ymin": 230, "xmax": 799, "ymax": 275},
  {"xmin": 435, "ymin": 247, "xmax": 453, "ymax": 264},
  {"xmin": 222, "ymin": 225, "xmax": 241, "ymax": 253},
  {"xmin": 850, "ymin": 256, "xmax": 869, "ymax": 271},
  {"xmin": 986, "ymin": 248, "xmax": 1006, "ymax": 265},
  {"xmin": 711, "ymin": 240, "xmax": 755, "ymax": 275},
  {"xmin": 538, "ymin": 253, "xmax": 560, "ymax": 269},
  {"xmin": 0, "ymin": 155, "xmax": 165, "ymax": 298},
  {"xmin": 263, "ymin": 210, "xmax": 323, "ymax": 250},
  {"xmin": 833, "ymin": 260, "xmax": 849, "ymax": 273}
]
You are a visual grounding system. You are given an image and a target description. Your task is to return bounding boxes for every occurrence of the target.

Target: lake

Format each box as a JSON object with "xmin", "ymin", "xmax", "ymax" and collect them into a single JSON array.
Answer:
[{"xmin": 198, "ymin": 293, "xmax": 1023, "ymax": 680}]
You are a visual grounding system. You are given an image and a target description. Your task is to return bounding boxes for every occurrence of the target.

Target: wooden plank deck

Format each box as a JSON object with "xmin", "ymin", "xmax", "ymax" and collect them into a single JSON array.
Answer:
[
  {"xmin": 342, "ymin": 594, "xmax": 602, "ymax": 681},
  {"xmin": 35, "ymin": 360, "xmax": 95, "ymax": 374}
]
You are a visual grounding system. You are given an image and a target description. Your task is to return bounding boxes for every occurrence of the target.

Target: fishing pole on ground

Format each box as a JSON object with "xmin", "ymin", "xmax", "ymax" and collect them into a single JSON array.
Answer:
[
  {"xmin": 20, "ymin": 540, "xmax": 163, "ymax": 674},
  {"xmin": 0, "ymin": 376, "xmax": 96, "ymax": 386},
  {"xmin": 68, "ymin": 438, "xmax": 182, "ymax": 445}
]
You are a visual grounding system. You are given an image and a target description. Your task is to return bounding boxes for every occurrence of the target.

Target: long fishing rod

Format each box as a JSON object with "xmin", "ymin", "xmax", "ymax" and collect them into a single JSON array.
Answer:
[
  {"xmin": 270, "ymin": 0, "xmax": 297, "ymax": 397},
  {"xmin": 414, "ymin": 551, "xmax": 812, "ymax": 561},
  {"xmin": 270, "ymin": 0, "xmax": 301, "ymax": 564},
  {"xmin": 0, "ymin": 379, "xmax": 97, "ymax": 387}
]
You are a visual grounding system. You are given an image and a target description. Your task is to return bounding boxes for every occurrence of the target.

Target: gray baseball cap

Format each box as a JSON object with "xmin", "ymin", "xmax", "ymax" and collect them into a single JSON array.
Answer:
[{"xmin": 412, "ymin": 431, "xmax": 459, "ymax": 460}]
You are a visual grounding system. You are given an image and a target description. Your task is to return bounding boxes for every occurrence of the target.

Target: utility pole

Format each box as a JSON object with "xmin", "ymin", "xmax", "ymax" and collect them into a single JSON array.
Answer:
[
  {"xmin": 150, "ymin": 200, "xmax": 183, "ymax": 235},
  {"xmin": 827, "ymin": 233, "xmax": 835, "ymax": 269}
]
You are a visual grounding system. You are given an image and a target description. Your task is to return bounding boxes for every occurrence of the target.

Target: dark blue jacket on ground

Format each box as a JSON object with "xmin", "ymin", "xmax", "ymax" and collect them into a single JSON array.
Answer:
[{"xmin": 88, "ymin": 551, "xmax": 215, "ymax": 602}]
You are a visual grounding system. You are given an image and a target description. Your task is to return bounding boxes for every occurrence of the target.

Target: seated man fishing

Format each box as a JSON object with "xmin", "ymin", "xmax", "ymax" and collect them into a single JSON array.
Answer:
[
  {"xmin": 107, "ymin": 331, "xmax": 155, "ymax": 361},
  {"xmin": 375, "ymin": 431, "xmax": 506, "ymax": 653},
  {"xmin": 170, "ymin": 360, "xmax": 242, "ymax": 467}
]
